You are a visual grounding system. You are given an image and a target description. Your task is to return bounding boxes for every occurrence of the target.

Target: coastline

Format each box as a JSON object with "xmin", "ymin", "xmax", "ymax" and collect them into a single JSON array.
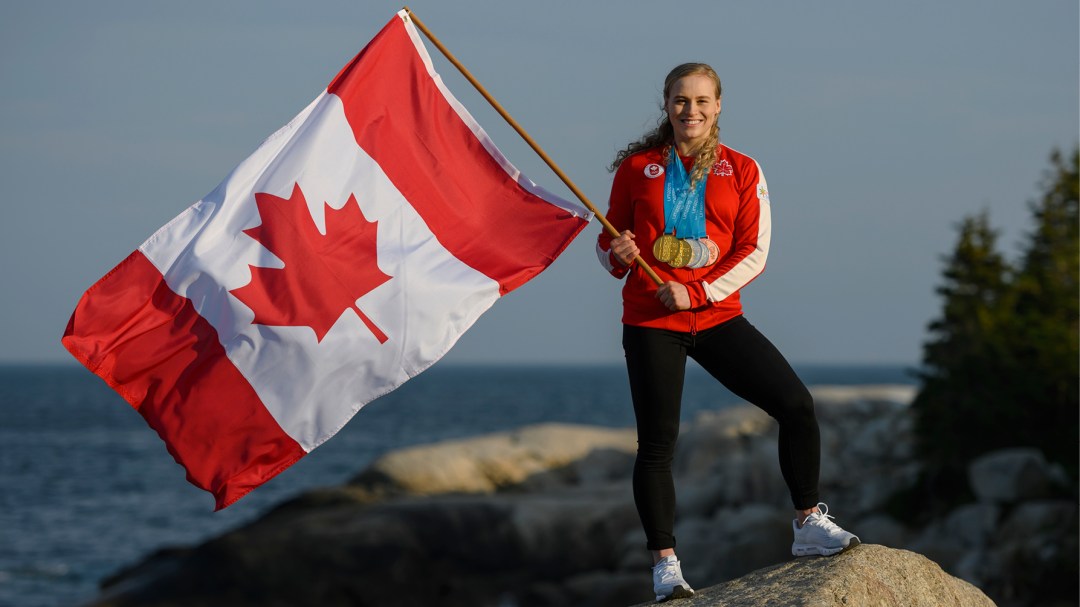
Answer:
[
  {"xmin": 1, "ymin": 364, "xmax": 915, "ymax": 607},
  {"xmin": 83, "ymin": 380, "xmax": 1072, "ymax": 607}
]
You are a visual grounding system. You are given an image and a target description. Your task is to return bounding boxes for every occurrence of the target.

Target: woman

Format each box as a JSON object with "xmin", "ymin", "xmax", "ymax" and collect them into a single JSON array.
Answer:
[{"xmin": 597, "ymin": 63, "xmax": 858, "ymax": 602}]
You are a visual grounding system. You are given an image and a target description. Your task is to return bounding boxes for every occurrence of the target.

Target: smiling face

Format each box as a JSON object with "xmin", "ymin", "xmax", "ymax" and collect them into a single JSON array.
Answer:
[{"xmin": 665, "ymin": 73, "xmax": 722, "ymax": 155}]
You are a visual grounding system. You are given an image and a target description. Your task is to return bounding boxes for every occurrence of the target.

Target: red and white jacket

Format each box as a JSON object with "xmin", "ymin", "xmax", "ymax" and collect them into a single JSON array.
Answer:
[{"xmin": 596, "ymin": 144, "xmax": 771, "ymax": 333}]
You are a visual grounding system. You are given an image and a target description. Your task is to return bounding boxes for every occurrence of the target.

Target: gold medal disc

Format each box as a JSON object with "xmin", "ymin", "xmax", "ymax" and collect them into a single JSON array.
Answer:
[
  {"xmin": 669, "ymin": 239, "xmax": 693, "ymax": 268},
  {"xmin": 652, "ymin": 234, "xmax": 680, "ymax": 262}
]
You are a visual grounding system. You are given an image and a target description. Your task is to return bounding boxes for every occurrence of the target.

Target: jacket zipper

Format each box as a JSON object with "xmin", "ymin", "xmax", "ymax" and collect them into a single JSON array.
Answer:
[{"xmin": 688, "ymin": 268, "xmax": 698, "ymax": 336}]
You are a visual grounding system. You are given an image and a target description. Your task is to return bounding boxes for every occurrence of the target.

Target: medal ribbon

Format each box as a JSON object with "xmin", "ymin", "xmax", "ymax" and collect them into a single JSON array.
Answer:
[{"xmin": 662, "ymin": 147, "xmax": 707, "ymax": 239}]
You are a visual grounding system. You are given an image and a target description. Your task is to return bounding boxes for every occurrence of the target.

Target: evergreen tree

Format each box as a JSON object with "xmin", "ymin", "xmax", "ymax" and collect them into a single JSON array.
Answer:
[
  {"xmin": 911, "ymin": 212, "xmax": 1012, "ymax": 486},
  {"xmin": 910, "ymin": 147, "xmax": 1080, "ymax": 503},
  {"xmin": 1006, "ymin": 148, "xmax": 1079, "ymax": 475}
]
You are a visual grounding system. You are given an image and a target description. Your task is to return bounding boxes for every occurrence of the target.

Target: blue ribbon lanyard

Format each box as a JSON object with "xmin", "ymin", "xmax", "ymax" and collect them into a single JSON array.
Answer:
[{"xmin": 662, "ymin": 147, "xmax": 707, "ymax": 239}]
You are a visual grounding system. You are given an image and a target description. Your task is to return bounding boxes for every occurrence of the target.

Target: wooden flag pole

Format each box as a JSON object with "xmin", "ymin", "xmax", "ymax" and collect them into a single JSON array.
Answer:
[{"xmin": 402, "ymin": 7, "xmax": 664, "ymax": 287}]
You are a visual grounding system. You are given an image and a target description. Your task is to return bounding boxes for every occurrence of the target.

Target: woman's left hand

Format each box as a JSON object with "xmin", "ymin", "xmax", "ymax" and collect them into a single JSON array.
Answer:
[{"xmin": 657, "ymin": 281, "xmax": 691, "ymax": 311}]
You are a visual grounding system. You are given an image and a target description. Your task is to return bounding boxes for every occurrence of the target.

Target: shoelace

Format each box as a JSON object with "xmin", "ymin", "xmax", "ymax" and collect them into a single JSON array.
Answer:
[
  {"xmin": 654, "ymin": 559, "xmax": 682, "ymax": 585},
  {"xmin": 805, "ymin": 503, "xmax": 843, "ymax": 533}
]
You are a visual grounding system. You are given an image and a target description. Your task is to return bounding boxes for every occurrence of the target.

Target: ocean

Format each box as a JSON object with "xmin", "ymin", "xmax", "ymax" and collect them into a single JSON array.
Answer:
[{"xmin": 0, "ymin": 362, "xmax": 914, "ymax": 607}]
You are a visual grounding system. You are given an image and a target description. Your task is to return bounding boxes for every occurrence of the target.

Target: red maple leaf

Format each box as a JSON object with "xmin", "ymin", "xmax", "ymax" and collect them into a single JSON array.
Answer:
[{"xmin": 230, "ymin": 183, "xmax": 391, "ymax": 343}]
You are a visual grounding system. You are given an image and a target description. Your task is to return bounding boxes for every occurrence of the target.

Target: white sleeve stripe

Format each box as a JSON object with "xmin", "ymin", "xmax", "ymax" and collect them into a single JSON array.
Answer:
[
  {"xmin": 703, "ymin": 162, "xmax": 772, "ymax": 302},
  {"xmin": 596, "ymin": 240, "xmax": 616, "ymax": 272}
]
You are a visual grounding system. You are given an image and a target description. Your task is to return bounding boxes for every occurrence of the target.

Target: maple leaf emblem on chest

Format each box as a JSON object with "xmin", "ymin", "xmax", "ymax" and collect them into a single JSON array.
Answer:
[{"xmin": 230, "ymin": 183, "xmax": 392, "ymax": 344}]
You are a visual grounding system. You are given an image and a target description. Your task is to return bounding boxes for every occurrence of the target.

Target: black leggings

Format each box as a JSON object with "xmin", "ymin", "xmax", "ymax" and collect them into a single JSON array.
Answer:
[{"xmin": 623, "ymin": 316, "xmax": 820, "ymax": 551}]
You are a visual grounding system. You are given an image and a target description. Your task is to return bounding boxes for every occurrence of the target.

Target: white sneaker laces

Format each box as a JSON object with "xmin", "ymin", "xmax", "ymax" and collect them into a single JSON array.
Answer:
[
  {"xmin": 805, "ymin": 503, "xmax": 842, "ymax": 532},
  {"xmin": 655, "ymin": 559, "xmax": 681, "ymax": 585}
]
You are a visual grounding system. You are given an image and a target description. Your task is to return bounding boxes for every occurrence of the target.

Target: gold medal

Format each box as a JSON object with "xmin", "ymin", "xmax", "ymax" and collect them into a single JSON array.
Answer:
[
  {"xmin": 669, "ymin": 239, "xmax": 693, "ymax": 268},
  {"xmin": 652, "ymin": 234, "xmax": 680, "ymax": 262}
]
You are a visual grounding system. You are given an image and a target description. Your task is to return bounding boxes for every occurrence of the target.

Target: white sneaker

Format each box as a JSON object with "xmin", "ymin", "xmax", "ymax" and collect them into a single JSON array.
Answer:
[
  {"xmin": 792, "ymin": 502, "xmax": 860, "ymax": 557},
  {"xmin": 652, "ymin": 555, "xmax": 695, "ymax": 602}
]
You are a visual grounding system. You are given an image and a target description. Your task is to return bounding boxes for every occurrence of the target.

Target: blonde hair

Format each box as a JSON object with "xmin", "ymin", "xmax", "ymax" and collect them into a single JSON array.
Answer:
[{"xmin": 610, "ymin": 63, "xmax": 722, "ymax": 187}]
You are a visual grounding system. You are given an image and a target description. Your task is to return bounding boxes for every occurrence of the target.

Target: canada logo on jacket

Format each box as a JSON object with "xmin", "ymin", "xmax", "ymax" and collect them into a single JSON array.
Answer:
[{"xmin": 713, "ymin": 160, "xmax": 733, "ymax": 177}]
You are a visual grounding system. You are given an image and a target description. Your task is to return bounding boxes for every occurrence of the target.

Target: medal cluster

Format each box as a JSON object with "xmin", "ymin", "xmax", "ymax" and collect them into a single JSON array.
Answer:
[{"xmin": 652, "ymin": 234, "xmax": 719, "ymax": 269}]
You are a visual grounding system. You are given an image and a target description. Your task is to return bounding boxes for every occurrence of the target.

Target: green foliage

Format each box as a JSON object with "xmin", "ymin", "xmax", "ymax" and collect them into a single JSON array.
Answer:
[{"xmin": 911, "ymin": 147, "xmax": 1079, "ymax": 503}]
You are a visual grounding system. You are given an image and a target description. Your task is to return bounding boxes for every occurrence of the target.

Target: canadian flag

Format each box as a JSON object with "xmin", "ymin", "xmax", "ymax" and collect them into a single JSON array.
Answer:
[{"xmin": 62, "ymin": 10, "xmax": 591, "ymax": 510}]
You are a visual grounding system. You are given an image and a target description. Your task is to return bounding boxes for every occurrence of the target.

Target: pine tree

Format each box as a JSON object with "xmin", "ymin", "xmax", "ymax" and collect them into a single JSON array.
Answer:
[
  {"xmin": 1006, "ymin": 148, "xmax": 1079, "ymax": 475},
  {"xmin": 910, "ymin": 147, "xmax": 1080, "ymax": 504},
  {"xmin": 911, "ymin": 212, "xmax": 1012, "ymax": 481}
]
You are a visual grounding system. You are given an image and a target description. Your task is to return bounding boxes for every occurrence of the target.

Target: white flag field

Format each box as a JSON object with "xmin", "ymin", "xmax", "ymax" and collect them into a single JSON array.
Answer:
[{"xmin": 62, "ymin": 10, "xmax": 592, "ymax": 509}]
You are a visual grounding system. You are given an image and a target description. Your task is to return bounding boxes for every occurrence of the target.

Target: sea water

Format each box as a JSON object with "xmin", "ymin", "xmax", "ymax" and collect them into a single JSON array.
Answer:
[{"xmin": 0, "ymin": 362, "xmax": 913, "ymax": 607}]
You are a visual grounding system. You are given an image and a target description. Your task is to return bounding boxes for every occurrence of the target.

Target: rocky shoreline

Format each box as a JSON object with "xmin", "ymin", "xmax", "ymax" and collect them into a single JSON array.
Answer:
[{"xmin": 88, "ymin": 385, "xmax": 1075, "ymax": 606}]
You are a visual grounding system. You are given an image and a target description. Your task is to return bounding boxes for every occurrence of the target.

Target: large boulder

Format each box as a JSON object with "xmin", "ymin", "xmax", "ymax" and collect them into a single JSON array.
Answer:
[
  {"xmin": 674, "ymin": 406, "xmax": 788, "ymax": 515},
  {"xmin": 91, "ymin": 486, "xmax": 647, "ymax": 607},
  {"xmin": 812, "ymin": 385, "xmax": 919, "ymax": 519},
  {"xmin": 631, "ymin": 544, "xmax": 996, "ymax": 607},
  {"xmin": 89, "ymin": 424, "xmax": 650, "ymax": 607},
  {"xmin": 672, "ymin": 384, "xmax": 920, "ymax": 518},
  {"xmin": 347, "ymin": 423, "xmax": 637, "ymax": 499},
  {"xmin": 672, "ymin": 504, "xmax": 792, "ymax": 583},
  {"xmin": 967, "ymin": 448, "xmax": 1057, "ymax": 503}
]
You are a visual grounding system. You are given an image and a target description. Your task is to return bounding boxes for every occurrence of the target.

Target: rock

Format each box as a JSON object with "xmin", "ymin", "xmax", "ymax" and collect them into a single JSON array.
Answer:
[
  {"xmin": 942, "ymin": 503, "xmax": 1001, "ymax": 550},
  {"xmin": 809, "ymin": 385, "xmax": 918, "ymax": 407},
  {"xmin": 813, "ymin": 386, "xmax": 914, "ymax": 466},
  {"xmin": 95, "ymin": 386, "xmax": 1071, "ymax": 607},
  {"xmin": 675, "ymin": 437, "xmax": 788, "ymax": 514},
  {"xmin": 91, "ymin": 487, "xmax": 646, "ymax": 607},
  {"xmin": 906, "ymin": 472, "xmax": 1079, "ymax": 605},
  {"xmin": 968, "ymin": 448, "xmax": 1054, "ymax": 503},
  {"xmin": 965, "ymin": 499, "xmax": 1079, "ymax": 606},
  {"xmin": 906, "ymin": 503, "xmax": 1001, "ymax": 586},
  {"xmin": 544, "ymin": 571, "xmax": 645, "ymax": 607},
  {"xmin": 348, "ymin": 423, "xmax": 637, "ymax": 498},
  {"xmin": 630, "ymin": 544, "xmax": 997, "ymax": 607},
  {"xmin": 999, "ymin": 499, "xmax": 1078, "ymax": 542},
  {"xmin": 675, "ymin": 406, "xmax": 775, "ymax": 478},
  {"xmin": 811, "ymin": 387, "xmax": 921, "ymax": 521},
  {"xmin": 953, "ymin": 549, "xmax": 995, "ymax": 590},
  {"xmin": 507, "ymin": 484, "xmax": 640, "ymax": 560},
  {"xmin": 89, "ymin": 423, "xmax": 650, "ymax": 607},
  {"xmin": 840, "ymin": 461, "xmax": 921, "ymax": 515},
  {"xmin": 907, "ymin": 519, "xmax": 969, "ymax": 573},
  {"xmin": 671, "ymin": 386, "xmax": 920, "ymax": 519},
  {"xmin": 673, "ymin": 504, "xmax": 792, "ymax": 584}
]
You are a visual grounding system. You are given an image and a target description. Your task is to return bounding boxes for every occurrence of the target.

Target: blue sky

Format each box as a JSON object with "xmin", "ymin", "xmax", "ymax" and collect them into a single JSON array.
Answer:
[{"xmin": 1, "ymin": 1, "xmax": 1077, "ymax": 367}]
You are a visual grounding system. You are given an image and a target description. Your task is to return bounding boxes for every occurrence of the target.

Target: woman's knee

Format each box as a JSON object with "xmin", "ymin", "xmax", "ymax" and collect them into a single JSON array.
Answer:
[
  {"xmin": 635, "ymin": 432, "xmax": 680, "ymax": 467},
  {"xmin": 775, "ymin": 386, "xmax": 816, "ymax": 424}
]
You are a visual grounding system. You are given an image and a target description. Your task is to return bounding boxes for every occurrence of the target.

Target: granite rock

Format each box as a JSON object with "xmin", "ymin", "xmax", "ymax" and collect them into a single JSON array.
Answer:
[{"xmin": 629, "ymin": 544, "xmax": 996, "ymax": 607}]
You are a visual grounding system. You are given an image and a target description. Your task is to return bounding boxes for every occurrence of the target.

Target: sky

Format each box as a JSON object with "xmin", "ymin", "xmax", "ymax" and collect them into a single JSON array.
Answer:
[{"xmin": 1, "ymin": 1, "xmax": 1077, "ymax": 368}]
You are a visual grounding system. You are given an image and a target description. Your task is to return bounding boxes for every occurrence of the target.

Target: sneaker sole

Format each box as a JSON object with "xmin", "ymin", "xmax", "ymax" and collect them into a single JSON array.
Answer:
[
  {"xmin": 792, "ymin": 537, "xmax": 861, "ymax": 557},
  {"xmin": 655, "ymin": 585, "xmax": 695, "ymax": 602}
]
